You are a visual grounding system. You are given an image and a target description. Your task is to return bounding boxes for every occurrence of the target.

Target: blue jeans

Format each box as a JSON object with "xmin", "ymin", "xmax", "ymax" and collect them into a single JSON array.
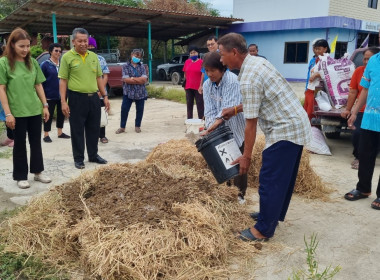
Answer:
[
  {"xmin": 254, "ymin": 141, "xmax": 303, "ymax": 238},
  {"xmin": 120, "ymin": 95, "xmax": 145, "ymax": 128}
]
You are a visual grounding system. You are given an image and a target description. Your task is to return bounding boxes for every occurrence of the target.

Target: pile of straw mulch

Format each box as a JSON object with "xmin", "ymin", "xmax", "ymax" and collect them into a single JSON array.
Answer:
[
  {"xmin": 1, "ymin": 162, "xmax": 257, "ymax": 279},
  {"xmin": 0, "ymin": 138, "xmax": 329, "ymax": 279}
]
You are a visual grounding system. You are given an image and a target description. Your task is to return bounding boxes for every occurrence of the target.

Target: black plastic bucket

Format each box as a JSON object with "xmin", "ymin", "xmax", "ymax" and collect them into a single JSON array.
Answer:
[{"xmin": 195, "ymin": 125, "xmax": 241, "ymax": 184}]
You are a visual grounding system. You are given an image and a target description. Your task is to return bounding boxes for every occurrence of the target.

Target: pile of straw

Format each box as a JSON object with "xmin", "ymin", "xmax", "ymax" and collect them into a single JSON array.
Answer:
[
  {"xmin": 2, "ymin": 161, "xmax": 256, "ymax": 279},
  {"xmin": 1, "ymin": 137, "xmax": 329, "ymax": 279}
]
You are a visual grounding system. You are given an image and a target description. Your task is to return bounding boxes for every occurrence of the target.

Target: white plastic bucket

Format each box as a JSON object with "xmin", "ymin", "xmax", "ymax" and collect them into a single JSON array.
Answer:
[{"xmin": 185, "ymin": 119, "xmax": 204, "ymax": 134}]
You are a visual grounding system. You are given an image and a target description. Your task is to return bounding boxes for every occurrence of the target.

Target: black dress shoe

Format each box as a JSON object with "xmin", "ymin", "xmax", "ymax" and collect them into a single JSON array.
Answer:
[
  {"xmin": 75, "ymin": 161, "xmax": 85, "ymax": 169},
  {"xmin": 89, "ymin": 155, "xmax": 107, "ymax": 164}
]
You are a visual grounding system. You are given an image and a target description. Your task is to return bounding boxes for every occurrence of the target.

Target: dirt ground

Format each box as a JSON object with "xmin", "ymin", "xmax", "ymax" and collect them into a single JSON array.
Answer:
[{"xmin": 0, "ymin": 82, "xmax": 379, "ymax": 279}]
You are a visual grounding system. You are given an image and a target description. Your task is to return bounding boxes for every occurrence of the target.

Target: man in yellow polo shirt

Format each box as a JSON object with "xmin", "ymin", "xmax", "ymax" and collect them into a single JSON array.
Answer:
[{"xmin": 59, "ymin": 28, "xmax": 110, "ymax": 169}]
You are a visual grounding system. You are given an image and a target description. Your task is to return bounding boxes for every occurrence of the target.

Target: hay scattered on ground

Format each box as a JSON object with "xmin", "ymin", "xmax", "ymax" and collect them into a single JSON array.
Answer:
[{"xmin": 1, "ymin": 137, "xmax": 330, "ymax": 279}]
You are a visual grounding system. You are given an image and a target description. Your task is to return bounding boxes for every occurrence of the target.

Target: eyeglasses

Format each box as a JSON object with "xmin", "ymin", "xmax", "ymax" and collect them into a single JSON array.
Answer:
[
  {"xmin": 54, "ymin": 50, "xmax": 62, "ymax": 53},
  {"xmin": 207, "ymin": 43, "xmax": 216, "ymax": 47}
]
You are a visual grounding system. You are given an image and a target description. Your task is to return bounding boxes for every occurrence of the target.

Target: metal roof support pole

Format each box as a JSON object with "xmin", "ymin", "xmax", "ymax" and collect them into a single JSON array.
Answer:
[
  {"xmin": 215, "ymin": 27, "xmax": 219, "ymax": 38},
  {"xmin": 52, "ymin": 12, "xmax": 58, "ymax": 43},
  {"xmin": 148, "ymin": 21, "xmax": 152, "ymax": 83}
]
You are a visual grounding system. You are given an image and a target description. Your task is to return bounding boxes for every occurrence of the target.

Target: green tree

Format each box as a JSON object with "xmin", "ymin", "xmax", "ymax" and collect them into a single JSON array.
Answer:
[{"xmin": 0, "ymin": 0, "xmax": 28, "ymax": 19}]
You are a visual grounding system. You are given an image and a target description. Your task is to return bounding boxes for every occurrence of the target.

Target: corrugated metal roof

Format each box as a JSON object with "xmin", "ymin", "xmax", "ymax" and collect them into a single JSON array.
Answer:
[{"xmin": 0, "ymin": 0, "xmax": 242, "ymax": 41}]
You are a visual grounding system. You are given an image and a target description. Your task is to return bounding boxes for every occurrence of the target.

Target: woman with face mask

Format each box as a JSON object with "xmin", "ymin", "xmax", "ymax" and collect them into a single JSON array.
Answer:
[
  {"xmin": 182, "ymin": 45, "xmax": 204, "ymax": 119},
  {"xmin": 116, "ymin": 49, "xmax": 148, "ymax": 134}
]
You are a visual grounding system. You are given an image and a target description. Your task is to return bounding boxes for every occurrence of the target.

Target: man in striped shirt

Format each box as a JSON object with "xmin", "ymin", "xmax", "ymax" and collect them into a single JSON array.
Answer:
[
  {"xmin": 218, "ymin": 33, "xmax": 311, "ymax": 242},
  {"xmin": 202, "ymin": 51, "xmax": 246, "ymax": 204}
]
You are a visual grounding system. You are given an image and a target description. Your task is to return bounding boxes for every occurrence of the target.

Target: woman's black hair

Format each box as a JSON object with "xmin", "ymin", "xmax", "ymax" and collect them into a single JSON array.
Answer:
[
  {"xmin": 48, "ymin": 43, "xmax": 63, "ymax": 55},
  {"xmin": 202, "ymin": 51, "xmax": 226, "ymax": 72},
  {"xmin": 314, "ymin": 39, "xmax": 330, "ymax": 53},
  {"xmin": 366, "ymin": 47, "xmax": 380, "ymax": 55},
  {"xmin": 188, "ymin": 45, "xmax": 199, "ymax": 54}
]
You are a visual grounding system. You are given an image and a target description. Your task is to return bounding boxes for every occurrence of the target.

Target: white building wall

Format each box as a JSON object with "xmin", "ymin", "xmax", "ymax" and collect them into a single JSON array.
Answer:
[
  {"xmin": 233, "ymin": 0, "xmax": 330, "ymax": 22},
  {"xmin": 329, "ymin": 0, "xmax": 380, "ymax": 22}
]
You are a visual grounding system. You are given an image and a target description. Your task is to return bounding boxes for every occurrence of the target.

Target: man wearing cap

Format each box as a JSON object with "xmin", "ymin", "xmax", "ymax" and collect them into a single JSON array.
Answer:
[{"xmin": 59, "ymin": 28, "xmax": 110, "ymax": 169}]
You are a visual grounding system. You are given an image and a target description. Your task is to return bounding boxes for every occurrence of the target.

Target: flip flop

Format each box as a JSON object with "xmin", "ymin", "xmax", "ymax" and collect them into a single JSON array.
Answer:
[
  {"xmin": 237, "ymin": 228, "xmax": 269, "ymax": 242},
  {"xmin": 371, "ymin": 198, "xmax": 380, "ymax": 210},
  {"xmin": 344, "ymin": 189, "xmax": 370, "ymax": 201}
]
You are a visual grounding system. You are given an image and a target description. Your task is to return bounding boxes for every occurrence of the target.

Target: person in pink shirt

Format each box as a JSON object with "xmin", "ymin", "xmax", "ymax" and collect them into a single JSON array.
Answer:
[{"xmin": 183, "ymin": 46, "xmax": 204, "ymax": 119}]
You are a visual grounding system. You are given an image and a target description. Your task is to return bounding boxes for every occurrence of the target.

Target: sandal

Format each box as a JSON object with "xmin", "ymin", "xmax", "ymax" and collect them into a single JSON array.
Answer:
[
  {"xmin": 371, "ymin": 198, "xmax": 380, "ymax": 210},
  {"xmin": 344, "ymin": 189, "xmax": 370, "ymax": 201},
  {"xmin": 237, "ymin": 228, "xmax": 269, "ymax": 242},
  {"xmin": 115, "ymin": 128, "xmax": 125, "ymax": 134},
  {"xmin": 351, "ymin": 159, "xmax": 359, "ymax": 170},
  {"xmin": 100, "ymin": 137, "xmax": 108, "ymax": 144}
]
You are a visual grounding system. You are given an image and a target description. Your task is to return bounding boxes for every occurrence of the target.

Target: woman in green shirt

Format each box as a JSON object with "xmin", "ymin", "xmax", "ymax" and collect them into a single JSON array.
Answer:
[{"xmin": 0, "ymin": 28, "xmax": 52, "ymax": 189}]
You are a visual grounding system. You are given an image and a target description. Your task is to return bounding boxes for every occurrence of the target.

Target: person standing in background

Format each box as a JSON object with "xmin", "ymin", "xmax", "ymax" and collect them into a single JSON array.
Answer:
[
  {"xmin": 40, "ymin": 43, "xmax": 71, "ymax": 143},
  {"xmin": 59, "ymin": 28, "xmax": 110, "ymax": 169},
  {"xmin": 0, "ymin": 44, "xmax": 14, "ymax": 147},
  {"xmin": 248, "ymin": 44, "xmax": 266, "ymax": 59},
  {"xmin": 304, "ymin": 39, "xmax": 330, "ymax": 122},
  {"xmin": 87, "ymin": 37, "xmax": 110, "ymax": 144},
  {"xmin": 345, "ymin": 49, "xmax": 380, "ymax": 210},
  {"xmin": 0, "ymin": 28, "xmax": 52, "ymax": 189},
  {"xmin": 115, "ymin": 48, "xmax": 147, "ymax": 134},
  {"xmin": 183, "ymin": 46, "xmax": 204, "ymax": 119},
  {"xmin": 341, "ymin": 47, "xmax": 380, "ymax": 170},
  {"xmin": 198, "ymin": 36, "xmax": 218, "ymax": 94}
]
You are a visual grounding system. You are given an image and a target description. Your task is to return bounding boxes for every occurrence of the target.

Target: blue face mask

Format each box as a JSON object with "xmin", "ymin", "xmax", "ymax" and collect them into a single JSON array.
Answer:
[
  {"xmin": 190, "ymin": 55, "xmax": 198, "ymax": 61},
  {"xmin": 132, "ymin": 56, "xmax": 141, "ymax": 63}
]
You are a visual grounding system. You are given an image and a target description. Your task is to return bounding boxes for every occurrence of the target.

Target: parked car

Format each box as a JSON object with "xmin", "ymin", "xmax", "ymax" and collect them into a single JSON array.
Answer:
[{"xmin": 156, "ymin": 54, "xmax": 188, "ymax": 84}]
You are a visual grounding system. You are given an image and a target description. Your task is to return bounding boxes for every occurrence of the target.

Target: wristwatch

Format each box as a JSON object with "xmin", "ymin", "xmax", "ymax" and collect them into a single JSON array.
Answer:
[{"xmin": 43, "ymin": 103, "xmax": 49, "ymax": 108}]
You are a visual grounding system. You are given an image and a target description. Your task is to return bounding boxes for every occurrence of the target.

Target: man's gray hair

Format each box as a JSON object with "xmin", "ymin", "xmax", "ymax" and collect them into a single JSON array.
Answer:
[{"xmin": 72, "ymin": 28, "xmax": 89, "ymax": 39}]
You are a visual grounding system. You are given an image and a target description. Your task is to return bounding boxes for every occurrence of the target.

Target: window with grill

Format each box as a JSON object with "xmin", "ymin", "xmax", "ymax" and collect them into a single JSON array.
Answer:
[{"xmin": 284, "ymin": 42, "xmax": 309, "ymax": 64}]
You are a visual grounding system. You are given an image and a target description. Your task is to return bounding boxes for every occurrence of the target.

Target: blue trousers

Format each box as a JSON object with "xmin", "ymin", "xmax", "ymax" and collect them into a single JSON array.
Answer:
[
  {"xmin": 120, "ymin": 95, "xmax": 145, "ymax": 128},
  {"xmin": 254, "ymin": 141, "xmax": 303, "ymax": 238}
]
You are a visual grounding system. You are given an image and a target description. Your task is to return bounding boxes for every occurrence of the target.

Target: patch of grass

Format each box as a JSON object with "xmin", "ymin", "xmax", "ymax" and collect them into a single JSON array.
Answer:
[
  {"xmin": 0, "ymin": 148, "xmax": 12, "ymax": 159},
  {"xmin": 0, "ymin": 208, "xmax": 69, "ymax": 280},
  {"xmin": 147, "ymin": 85, "xmax": 186, "ymax": 104},
  {"xmin": 0, "ymin": 207, "xmax": 22, "ymax": 224},
  {"xmin": 289, "ymin": 233, "xmax": 341, "ymax": 280}
]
